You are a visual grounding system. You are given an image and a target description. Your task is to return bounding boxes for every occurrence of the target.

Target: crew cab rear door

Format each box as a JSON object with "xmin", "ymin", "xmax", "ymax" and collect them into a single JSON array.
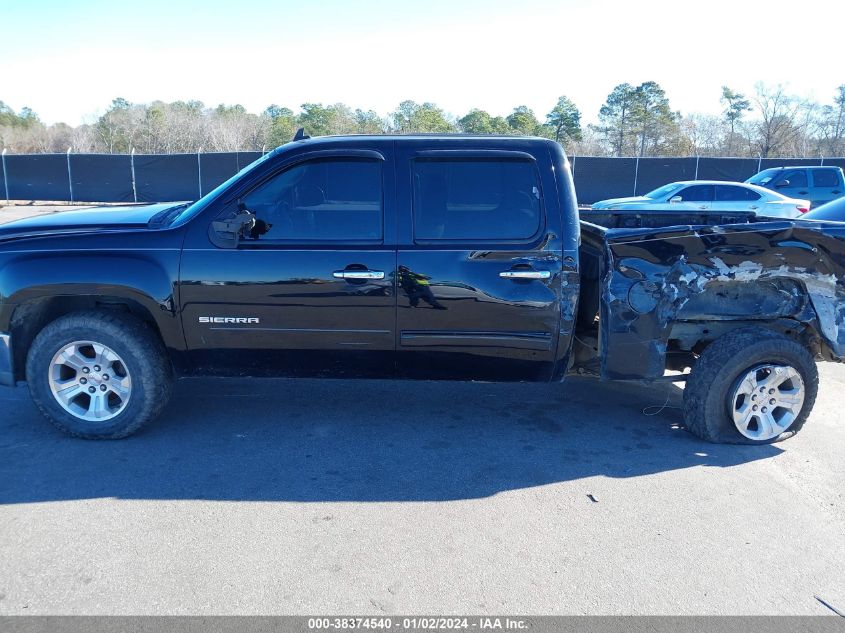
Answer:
[
  {"xmin": 178, "ymin": 142, "xmax": 397, "ymax": 377},
  {"xmin": 810, "ymin": 168, "xmax": 844, "ymax": 207},
  {"xmin": 393, "ymin": 141, "xmax": 564, "ymax": 381}
]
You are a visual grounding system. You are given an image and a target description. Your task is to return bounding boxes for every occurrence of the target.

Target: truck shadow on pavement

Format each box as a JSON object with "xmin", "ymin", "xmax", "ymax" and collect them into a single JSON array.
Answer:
[{"xmin": 0, "ymin": 376, "xmax": 781, "ymax": 504}]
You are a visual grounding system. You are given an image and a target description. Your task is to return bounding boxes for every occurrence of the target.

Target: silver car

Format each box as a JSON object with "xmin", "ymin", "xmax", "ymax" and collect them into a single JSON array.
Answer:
[{"xmin": 591, "ymin": 181, "xmax": 811, "ymax": 218}]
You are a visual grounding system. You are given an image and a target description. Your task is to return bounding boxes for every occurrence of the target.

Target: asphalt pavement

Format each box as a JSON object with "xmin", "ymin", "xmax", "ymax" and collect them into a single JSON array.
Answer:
[
  {"xmin": 0, "ymin": 203, "xmax": 843, "ymax": 615},
  {"xmin": 1, "ymin": 367, "xmax": 844, "ymax": 615}
]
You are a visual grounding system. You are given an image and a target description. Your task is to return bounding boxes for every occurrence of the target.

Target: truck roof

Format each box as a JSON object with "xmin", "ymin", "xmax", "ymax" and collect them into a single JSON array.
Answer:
[
  {"xmin": 293, "ymin": 133, "xmax": 550, "ymax": 142},
  {"xmin": 757, "ymin": 165, "xmax": 842, "ymax": 171},
  {"xmin": 276, "ymin": 134, "xmax": 559, "ymax": 152}
]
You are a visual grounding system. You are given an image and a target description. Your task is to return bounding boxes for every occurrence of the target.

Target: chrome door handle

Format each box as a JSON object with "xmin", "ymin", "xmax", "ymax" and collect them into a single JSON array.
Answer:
[
  {"xmin": 499, "ymin": 270, "xmax": 551, "ymax": 280},
  {"xmin": 698, "ymin": 205, "xmax": 708, "ymax": 209},
  {"xmin": 333, "ymin": 270, "xmax": 385, "ymax": 280},
  {"xmin": 749, "ymin": 205, "xmax": 759, "ymax": 210}
]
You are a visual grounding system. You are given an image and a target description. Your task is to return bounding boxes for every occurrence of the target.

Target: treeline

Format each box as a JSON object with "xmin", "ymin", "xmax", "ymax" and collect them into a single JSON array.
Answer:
[{"xmin": 2, "ymin": 82, "xmax": 844, "ymax": 157}]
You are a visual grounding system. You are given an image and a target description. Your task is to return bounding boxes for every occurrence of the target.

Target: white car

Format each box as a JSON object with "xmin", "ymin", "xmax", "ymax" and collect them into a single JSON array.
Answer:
[{"xmin": 591, "ymin": 181, "xmax": 810, "ymax": 218}]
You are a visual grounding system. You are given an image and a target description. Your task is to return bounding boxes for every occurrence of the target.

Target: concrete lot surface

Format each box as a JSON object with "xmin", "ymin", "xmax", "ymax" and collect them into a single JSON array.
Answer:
[
  {"xmin": 0, "ymin": 367, "xmax": 844, "ymax": 615},
  {"xmin": 0, "ymin": 203, "xmax": 100, "ymax": 224}
]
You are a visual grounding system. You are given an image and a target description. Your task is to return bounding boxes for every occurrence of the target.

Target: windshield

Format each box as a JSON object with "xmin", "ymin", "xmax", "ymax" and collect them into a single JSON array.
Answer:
[
  {"xmin": 644, "ymin": 183, "xmax": 684, "ymax": 199},
  {"xmin": 168, "ymin": 150, "xmax": 277, "ymax": 226},
  {"xmin": 802, "ymin": 197, "xmax": 845, "ymax": 221},
  {"xmin": 747, "ymin": 168, "xmax": 780, "ymax": 185}
]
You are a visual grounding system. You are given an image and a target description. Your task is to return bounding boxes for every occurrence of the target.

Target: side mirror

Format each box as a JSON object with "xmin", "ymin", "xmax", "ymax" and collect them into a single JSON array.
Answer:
[
  {"xmin": 669, "ymin": 195, "xmax": 683, "ymax": 204},
  {"xmin": 775, "ymin": 180, "xmax": 790, "ymax": 188},
  {"xmin": 211, "ymin": 208, "xmax": 257, "ymax": 247}
]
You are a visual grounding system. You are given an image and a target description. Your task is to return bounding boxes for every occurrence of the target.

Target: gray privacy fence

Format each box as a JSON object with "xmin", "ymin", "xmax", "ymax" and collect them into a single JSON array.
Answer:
[
  {"xmin": 2, "ymin": 150, "xmax": 845, "ymax": 205},
  {"xmin": 0, "ymin": 150, "xmax": 263, "ymax": 204}
]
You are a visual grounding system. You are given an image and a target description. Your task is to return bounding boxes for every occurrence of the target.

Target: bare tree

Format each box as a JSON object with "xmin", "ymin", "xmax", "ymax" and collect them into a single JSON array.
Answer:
[
  {"xmin": 752, "ymin": 84, "xmax": 804, "ymax": 157},
  {"xmin": 679, "ymin": 114, "xmax": 727, "ymax": 156},
  {"xmin": 817, "ymin": 85, "xmax": 845, "ymax": 156}
]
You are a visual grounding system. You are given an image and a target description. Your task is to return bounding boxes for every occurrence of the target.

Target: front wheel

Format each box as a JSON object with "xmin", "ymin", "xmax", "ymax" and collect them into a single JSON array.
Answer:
[
  {"xmin": 683, "ymin": 327, "xmax": 818, "ymax": 444},
  {"xmin": 26, "ymin": 311, "xmax": 172, "ymax": 439}
]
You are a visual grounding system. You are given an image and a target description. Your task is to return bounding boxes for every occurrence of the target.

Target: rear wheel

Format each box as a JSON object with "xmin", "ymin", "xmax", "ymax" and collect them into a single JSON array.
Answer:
[
  {"xmin": 26, "ymin": 311, "xmax": 172, "ymax": 439},
  {"xmin": 683, "ymin": 327, "xmax": 818, "ymax": 444}
]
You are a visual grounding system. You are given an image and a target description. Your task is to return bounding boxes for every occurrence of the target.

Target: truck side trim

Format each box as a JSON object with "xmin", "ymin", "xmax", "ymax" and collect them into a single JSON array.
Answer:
[{"xmin": 401, "ymin": 331, "xmax": 553, "ymax": 351}]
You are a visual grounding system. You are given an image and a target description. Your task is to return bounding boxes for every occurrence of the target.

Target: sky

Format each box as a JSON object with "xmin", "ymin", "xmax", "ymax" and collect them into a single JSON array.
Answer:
[{"xmin": 1, "ymin": 0, "xmax": 843, "ymax": 126}]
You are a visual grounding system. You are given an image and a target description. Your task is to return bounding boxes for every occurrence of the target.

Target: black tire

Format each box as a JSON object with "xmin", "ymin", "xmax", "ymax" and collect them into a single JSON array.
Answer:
[
  {"xmin": 683, "ymin": 327, "xmax": 818, "ymax": 444},
  {"xmin": 26, "ymin": 310, "xmax": 172, "ymax": 439}
]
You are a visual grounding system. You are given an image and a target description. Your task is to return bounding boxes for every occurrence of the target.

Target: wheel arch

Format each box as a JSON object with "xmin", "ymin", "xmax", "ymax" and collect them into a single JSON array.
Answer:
[
  {"xmin": 668, "ymin": 316, "xmax": 827, "ymax": 370},
  {"xmin": 7, "ymin": 291, "xmax": 181, "ymax": 383}
]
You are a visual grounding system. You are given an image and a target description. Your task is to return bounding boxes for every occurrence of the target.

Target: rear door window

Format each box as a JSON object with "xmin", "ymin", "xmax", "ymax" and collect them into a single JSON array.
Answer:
[
  {"xmin": 716, "ymin": 185, "xmax": 761, "ymax": 201},
  {"xmin": 812, "ymin": 169, "xmax": 840, "ymax": 187},
  {"xmin": 412, "ymin": 158, "xmax": 542, "ymax": 241}
]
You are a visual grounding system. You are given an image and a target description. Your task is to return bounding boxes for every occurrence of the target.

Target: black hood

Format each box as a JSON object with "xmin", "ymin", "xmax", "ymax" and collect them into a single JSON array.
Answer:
[{"xmin": 0, "ymin": 203, "xmax": 187, "ymax": 240}]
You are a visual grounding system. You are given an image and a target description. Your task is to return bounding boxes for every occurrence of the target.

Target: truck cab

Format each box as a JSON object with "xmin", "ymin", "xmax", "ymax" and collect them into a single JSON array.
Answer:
[{"xmin": 176, "ymin": 135, "xmax": 579, "ymax": 382}]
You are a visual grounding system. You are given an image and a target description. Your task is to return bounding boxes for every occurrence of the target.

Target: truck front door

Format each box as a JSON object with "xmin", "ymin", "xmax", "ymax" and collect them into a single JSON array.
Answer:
[
  {"xmin": 394, "ymin": 143, "xmax": 565, "ymax": 381},
  {"xmin": 179, "ymin": 145, "xmax": 397, "ymax": 377}
]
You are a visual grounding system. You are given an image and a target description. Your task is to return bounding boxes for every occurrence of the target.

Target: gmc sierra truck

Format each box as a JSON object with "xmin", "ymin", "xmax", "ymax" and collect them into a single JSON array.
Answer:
[{"xmin": 1, "ymin": 135, "xmax": 844, "ymax": 444}]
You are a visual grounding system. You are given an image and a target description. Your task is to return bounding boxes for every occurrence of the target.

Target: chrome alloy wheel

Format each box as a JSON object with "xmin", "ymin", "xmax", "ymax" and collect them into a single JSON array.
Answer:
[
  {"xmin": 729, "ymin": 364, "xmax": 805, "ymax": 441},
  {"xmin": 48, "ymin": 341, "xmax": 132, "ymax": 422}
]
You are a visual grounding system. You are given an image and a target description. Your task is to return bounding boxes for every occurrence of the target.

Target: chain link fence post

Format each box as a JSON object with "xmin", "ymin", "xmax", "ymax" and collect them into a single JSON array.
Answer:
[
  {"xmin": 1, "ymin": 148, "xmax": 9, "ymax": 203},
  {"xmin": 66, "ymin": 146, "xmax": 74, "ymax": 203},
  {"xmin": 130, "ymin": 148, "xmax": 138, "ymax": 203},
  {"xmin": 197, "ymin": 148, "xmax": 203, "ymax": 198},
  {"xmin": 633, "ymin": 156, "xmax": 640, "ymax": 195}
]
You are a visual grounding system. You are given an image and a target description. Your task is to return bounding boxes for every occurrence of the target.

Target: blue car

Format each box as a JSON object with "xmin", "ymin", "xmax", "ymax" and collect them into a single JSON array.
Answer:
[{"xmin": 745, "ymin": 166, "xmax": 845, "ymax": 208}]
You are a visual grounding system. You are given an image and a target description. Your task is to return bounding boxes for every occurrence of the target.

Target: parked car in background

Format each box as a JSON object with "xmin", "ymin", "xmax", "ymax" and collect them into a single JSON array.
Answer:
[
  {"xmin": 591, "ymin": 180, "xmax": 810, "ymax": 218},
  {"xmin": 745, "ymin": 166, "xmax": 845, "ymax": 209},
  {"xmin": 803, "ymin": 195, "xmax": 845, "ymax": 222}
]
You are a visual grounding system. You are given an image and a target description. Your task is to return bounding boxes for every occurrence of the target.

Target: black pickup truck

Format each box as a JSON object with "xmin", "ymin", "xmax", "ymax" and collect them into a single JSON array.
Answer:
[{"xmin": 1, "ymin": 135, "xmax": 844, "ymax": 444}]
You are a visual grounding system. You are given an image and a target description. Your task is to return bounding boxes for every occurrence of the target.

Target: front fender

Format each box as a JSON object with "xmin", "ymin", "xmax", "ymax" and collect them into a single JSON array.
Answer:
[{"xmin": 0, "ymin": 250, "xmax": 184, "ymax": 350}]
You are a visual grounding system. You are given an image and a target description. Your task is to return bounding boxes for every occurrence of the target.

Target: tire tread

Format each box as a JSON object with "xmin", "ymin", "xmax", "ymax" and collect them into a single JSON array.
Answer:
[
  {"xmin": 683, "ymin": 327, "xmax": 818, "ymax": 444},
  {"xmin": 26, "ymin": 310, "xmax": 172, "ymax": 439}
]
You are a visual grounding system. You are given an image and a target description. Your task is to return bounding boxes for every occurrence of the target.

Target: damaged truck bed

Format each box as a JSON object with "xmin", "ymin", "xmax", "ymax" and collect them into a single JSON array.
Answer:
[{"xmin": 576, "ymin": 210, "xmax": 845, "ymax": 385}]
